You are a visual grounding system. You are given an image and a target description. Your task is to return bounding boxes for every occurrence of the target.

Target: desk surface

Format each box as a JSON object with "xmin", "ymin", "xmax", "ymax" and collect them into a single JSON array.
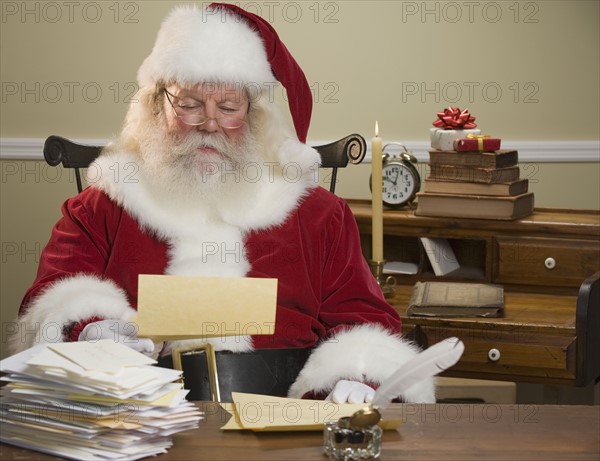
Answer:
[{"xmin": 2, "ymin": 403, "xmax": 599, "ymax": 461}]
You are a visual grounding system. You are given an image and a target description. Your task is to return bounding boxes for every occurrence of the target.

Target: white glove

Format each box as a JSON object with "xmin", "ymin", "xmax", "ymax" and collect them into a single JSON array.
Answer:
[
  {"xmin": 325, "ymin": 380, "xmax": 375, "ymax": 404},
  {"xmin": 79, "ymin": 319, "xmax": 157, "ymax": 356}
]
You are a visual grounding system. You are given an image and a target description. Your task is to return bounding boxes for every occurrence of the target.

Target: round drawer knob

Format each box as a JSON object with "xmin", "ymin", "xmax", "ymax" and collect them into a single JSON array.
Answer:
[
  {"xmin": 488, "ymin": 348, "xmax": 501, "ymax": 362},
  {"xmin": 544, "ymin": 257, "xmax": 556, "ymax": 270}
]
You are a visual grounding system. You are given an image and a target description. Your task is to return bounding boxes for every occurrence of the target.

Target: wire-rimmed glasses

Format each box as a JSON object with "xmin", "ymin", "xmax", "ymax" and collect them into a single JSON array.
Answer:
[{"xmin": 163, "ymin": 88, "xmax": 247, "ymax": 129}]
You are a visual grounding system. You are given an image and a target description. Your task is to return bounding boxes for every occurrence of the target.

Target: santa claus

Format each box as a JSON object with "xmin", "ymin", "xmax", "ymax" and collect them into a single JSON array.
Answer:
[{"xmin": 11, "ymin": 3, "xmax": 434, "ymax": 404}]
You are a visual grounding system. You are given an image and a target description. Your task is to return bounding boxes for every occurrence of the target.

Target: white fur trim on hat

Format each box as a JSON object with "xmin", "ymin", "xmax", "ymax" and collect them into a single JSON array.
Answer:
[
  {"xmin": 138, "ymin": 4, "xmax": 275, "ymax": 88},
  {"xmin": 9, "ymin": 274, "xmax": 136, "ymax": 353},
  {"xmin": 288, "ymin": 323, "xmax": 436, "ymax": 403}
]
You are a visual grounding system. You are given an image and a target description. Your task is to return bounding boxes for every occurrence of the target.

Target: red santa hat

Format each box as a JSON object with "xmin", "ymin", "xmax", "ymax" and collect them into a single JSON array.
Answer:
[{"xmin": 137, "ymin": 2, "xmax": 312, "ymax": 143}]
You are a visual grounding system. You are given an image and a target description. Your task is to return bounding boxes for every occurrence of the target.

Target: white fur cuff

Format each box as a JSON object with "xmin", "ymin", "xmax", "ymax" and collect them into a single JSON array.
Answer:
[
  {"xmin": 9, "ymin": 274, "xmax": 136, "ymax": 353},
  {"xmin": 288, "ymin": 323, "xmax": 436, "ymax": 403}
]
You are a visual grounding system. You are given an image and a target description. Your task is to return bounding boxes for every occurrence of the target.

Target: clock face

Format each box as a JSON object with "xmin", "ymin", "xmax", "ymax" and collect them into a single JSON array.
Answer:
[{"xmin": 382, "ymin": 163, "xmax": 418, "ymax": 206}]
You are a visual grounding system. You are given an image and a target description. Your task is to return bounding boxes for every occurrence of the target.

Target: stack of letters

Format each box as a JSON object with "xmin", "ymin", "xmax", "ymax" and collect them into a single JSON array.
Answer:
[{"xmin": 0, "ymin": 340, "xmax": 203, "ymax": 460}]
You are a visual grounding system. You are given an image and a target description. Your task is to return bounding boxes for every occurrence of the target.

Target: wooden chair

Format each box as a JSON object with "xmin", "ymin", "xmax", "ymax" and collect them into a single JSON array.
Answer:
[{"xmin": 43, "ymin": 134, "xmax": 366, "ymax": 194}]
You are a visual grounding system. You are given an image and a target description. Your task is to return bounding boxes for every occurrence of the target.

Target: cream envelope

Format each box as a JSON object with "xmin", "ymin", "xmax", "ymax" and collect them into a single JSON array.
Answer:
[
  {"xmin": 136, "ymin": 275, "xmax": 277, "ymax": 340},
  {"xmin": 43, "ymin": 340, "xmax": 155, "ymax": 372},
  {"xmin": 221, "ymin": 393, "xmax": 402, "ymax": 432}
]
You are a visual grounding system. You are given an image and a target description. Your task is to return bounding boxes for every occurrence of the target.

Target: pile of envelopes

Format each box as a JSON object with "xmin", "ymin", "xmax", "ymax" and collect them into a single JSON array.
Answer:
[{"xmin": 0, "ymin": 340, "xmax": 203, "ymax": 460}]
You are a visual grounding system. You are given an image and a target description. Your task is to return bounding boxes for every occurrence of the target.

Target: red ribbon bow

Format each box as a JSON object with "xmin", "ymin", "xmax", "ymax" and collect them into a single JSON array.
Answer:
[{"xmin": 432, "ymin": 107, "xmax": 477, "ymax": 130}]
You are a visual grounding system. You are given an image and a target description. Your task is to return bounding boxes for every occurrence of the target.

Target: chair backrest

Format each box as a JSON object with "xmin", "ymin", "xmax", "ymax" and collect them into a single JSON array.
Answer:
[{"xmin": 43, "ymin": 134, "xmax": 366, "ymax": 194}]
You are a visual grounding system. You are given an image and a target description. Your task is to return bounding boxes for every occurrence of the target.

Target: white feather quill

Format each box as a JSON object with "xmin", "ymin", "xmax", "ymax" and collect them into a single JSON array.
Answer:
[{"xmin": 371, "ymin": 337, "xmax": 465, "ymax": 409}]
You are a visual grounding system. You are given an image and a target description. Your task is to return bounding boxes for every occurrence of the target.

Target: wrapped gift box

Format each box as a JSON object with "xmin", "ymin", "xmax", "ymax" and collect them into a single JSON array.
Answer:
[{"xmin": 430, "ymin": 128, "xmax": 481, "ymax": 151}]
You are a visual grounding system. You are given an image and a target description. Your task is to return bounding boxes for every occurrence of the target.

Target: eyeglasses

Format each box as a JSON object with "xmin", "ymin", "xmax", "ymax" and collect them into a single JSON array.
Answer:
[{"xmin": 163, "ymin": 89, "xmax": 247, "ymax": 129}]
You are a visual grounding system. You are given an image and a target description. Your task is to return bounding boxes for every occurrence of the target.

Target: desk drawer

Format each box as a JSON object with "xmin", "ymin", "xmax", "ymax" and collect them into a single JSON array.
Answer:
[
  {"xmin": 418, "ymin": 326, "xmax": 577, "ymax": 381},
  {"xmin": 494, "ymin": 237, "xmax": 600, "ymax": 287}
]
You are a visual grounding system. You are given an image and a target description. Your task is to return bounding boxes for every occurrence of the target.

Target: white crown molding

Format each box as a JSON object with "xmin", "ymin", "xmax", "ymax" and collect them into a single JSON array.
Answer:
[
  {"xmin": 1, "ymin": 137, "xmax": 599, "ymax": 163},
  {"xmin": 364, "ymin": 140, "xmax": 599, "ymax": 163},
  {"xmin": 0, "ymin": 138, "xmax": 109, "ymax": 160}
]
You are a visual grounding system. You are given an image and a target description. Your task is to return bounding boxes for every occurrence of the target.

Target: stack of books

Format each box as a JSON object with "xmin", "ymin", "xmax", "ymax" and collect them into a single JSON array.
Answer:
[
  {"xmin": 0, "ymin": 340, "xmax": 203, "ymax": 460},
  {"xmin": 416, "ymin": 149, "xmax": 534, "ymax": 220}
]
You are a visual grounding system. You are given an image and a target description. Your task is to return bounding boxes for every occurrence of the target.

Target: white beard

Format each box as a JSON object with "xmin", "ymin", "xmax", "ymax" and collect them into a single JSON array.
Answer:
[
  {"xmin": 94, "ymin": 96, "xmax": 321, "ymax": 245},
  {"xmin": 137, "ymin": 119, "xmax": 264, "ymax": 207}
]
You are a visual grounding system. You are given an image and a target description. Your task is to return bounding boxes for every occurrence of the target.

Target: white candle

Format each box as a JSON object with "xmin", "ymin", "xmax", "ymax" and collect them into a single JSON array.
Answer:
[{"xmin": 371, "ymin": 121, "xmax": 384, "ymax": 262}]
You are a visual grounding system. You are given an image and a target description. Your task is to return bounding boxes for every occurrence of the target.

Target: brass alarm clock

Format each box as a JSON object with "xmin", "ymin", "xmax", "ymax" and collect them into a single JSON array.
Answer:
[{"xmin": 370, "ymin": 143, "xmax": 421, "ymax": 209}]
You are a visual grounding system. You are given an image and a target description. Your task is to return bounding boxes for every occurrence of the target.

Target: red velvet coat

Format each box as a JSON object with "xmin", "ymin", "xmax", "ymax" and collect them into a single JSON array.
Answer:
[
  {"xmin": 21, "ymin": 185, "xmax": 400, "ymax": 347},
  {"xmin": 13, "ymin": 143, "xmax": 434, "ymax": 402}
]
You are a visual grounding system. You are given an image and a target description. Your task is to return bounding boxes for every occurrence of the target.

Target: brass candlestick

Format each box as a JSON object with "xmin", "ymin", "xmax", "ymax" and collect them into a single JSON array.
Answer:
[{"xmin": 369, "ymin": 260, "xmax": 396, "ymax": 298}]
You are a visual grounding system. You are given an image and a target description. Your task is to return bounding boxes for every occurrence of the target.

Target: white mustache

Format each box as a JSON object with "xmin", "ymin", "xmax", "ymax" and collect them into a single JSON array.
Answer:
[{"xmin": 171, "ymin": 133, "xmax": 230, "ymax": 154}]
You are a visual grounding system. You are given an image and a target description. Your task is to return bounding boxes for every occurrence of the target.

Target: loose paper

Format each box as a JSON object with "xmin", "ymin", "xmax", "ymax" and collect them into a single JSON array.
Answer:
[
  {"xmin": 420, "ymin": 237, "xmax": 460, "ymax": 276},
  {"xmin": 46, "ymin": 339, "xmax": 156, "ymax": 371},
  {"xmin": 383, "ymin": 261, "xmax": 419, "ymax": 275},
  {"xmin": 136, "ymin": 275, "xmax": 277, "ymax": 340},
  {"xmin": 221, "ymin": 393, "xmax": 402, "ymax": 431}
]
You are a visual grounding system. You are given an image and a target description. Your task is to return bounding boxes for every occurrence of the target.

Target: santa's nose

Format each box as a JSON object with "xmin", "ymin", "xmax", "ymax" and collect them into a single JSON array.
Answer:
[{"xmin": 197, "ymin": 118, "xmax": 219, "ymax": 133}]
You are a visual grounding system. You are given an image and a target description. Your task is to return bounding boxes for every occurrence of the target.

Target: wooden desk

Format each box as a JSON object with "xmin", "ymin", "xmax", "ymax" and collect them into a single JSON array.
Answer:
[
  {"xmin": 348, "ymin": 202, "xmax": 600, "ymax": 386},
  {"xmin": 2, "ymin": 403, "xmax": 599, "ymax": 460}
]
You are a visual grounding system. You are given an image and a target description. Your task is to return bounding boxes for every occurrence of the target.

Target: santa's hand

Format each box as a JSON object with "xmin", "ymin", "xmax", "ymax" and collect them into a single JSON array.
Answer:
[
  {"xmin": 325, "ymin": 380, "xmax": 375, "ymax": 404},
  {"xmin": 79, "ymin": 319, "xmax": 156, "ymax": 355}
]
